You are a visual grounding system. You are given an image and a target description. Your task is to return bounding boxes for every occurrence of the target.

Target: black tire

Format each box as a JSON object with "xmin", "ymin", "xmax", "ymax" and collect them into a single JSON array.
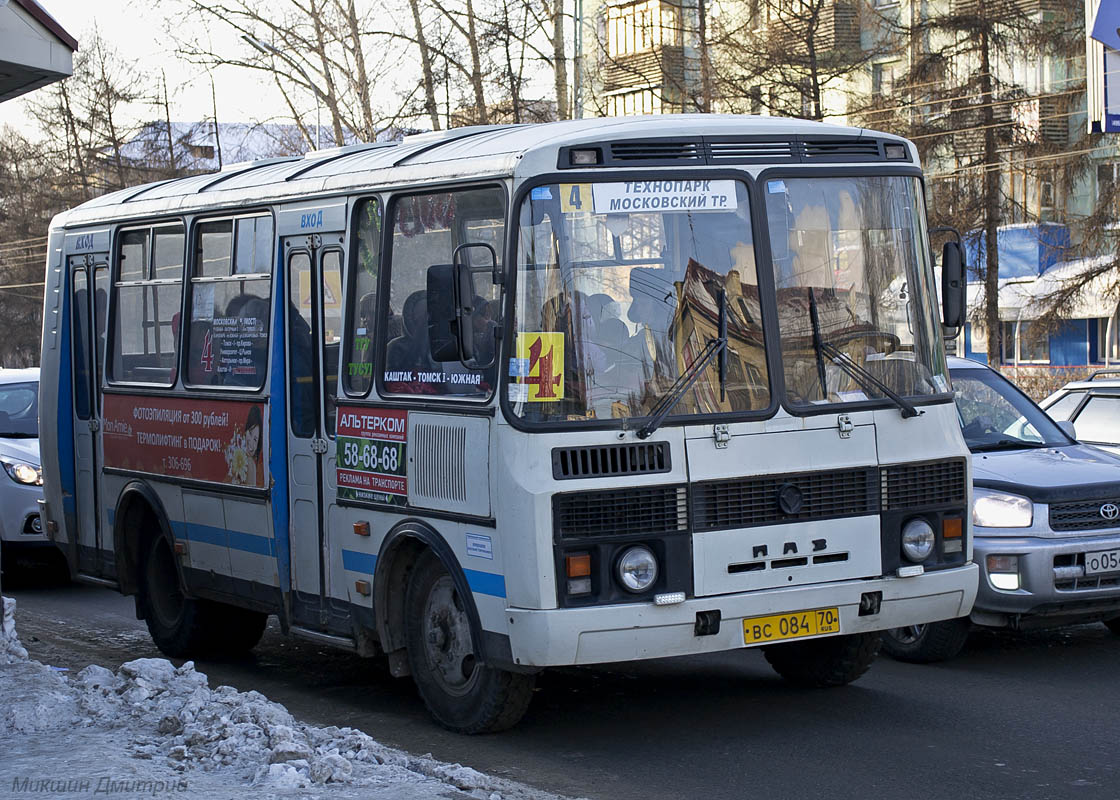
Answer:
[
  {"xmin": 1104, "ymin": 617, "xmax": 1120, "ymax": 636},
  {"xmin": 763, "ymin": 632, "xmax": 881, "ymax": 687},
  {"xmin": 881, "ymin": 617, "xmax": 971, "ymax": 663},
  {"xmin": 404, "ymin": 551, "xmax": 534, "ymax": 734},
  {"xmin": 139, "ymin": 535, "xmax": 267, "ymax": 658}
]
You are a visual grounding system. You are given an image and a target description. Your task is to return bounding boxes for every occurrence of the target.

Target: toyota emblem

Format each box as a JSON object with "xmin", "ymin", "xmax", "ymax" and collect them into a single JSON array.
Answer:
[{"xmin": 1101, "ymin": 503, "xmax": 1120, "ymax": 521}]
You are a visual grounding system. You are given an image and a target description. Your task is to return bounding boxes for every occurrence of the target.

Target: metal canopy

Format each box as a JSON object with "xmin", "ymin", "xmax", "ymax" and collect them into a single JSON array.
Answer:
[{"xmin": 0, "ymin": 0, "xmax": 77, "ymax": 103}]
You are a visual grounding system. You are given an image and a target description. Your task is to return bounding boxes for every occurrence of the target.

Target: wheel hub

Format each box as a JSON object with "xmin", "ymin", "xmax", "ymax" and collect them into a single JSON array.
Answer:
[{"xmin": 422, "ymin": 576, "xmax": 479, "ymax": 695}]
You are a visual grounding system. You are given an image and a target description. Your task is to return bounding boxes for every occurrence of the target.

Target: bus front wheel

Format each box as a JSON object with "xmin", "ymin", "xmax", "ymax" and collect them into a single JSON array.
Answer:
[
  {"xmin": 139, "ymin": 535, "xmax": 266, "ymax": 658},
  {"xmin": 763, "ymin": 632, "xmax": 881, "ymax": 687},
  {"xmin": 404, "ymin": 551, "xmax": 534, "ymax": 734}
]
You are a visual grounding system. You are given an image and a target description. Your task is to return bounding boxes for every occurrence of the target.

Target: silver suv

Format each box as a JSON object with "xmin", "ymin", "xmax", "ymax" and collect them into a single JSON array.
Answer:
[
  {"xmin": 883, "ymin": 358, "xmax": 1120, "ymax": 662},
  {"xmin": 1041, "ymin": 370, "xmax": 1120, "ymax": 456}
]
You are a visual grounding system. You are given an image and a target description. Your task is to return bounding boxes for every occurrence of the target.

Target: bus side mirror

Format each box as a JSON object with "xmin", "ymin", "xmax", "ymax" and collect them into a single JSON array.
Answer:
[
  {"xmin": 941, "ymin": 240, "xmax": 966, "ymax": 331},
  {"xmin": 426, "ymin": 264, "xmax": 460, "ymax": 362}
]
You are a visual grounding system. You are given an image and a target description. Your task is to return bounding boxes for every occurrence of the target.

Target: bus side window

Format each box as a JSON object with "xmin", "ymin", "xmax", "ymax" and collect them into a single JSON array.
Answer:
[
  {"xmin": 342, "ymin": 198, "xmax": 381, "ymax": 397},
  {"xmin": 186, "ymin": 215, "xmax": 273, "ymax": 389},
  {"xmin": 382, "ymin": 188, "xmax": 503, "ymax": 398},
  {"xmin": 110, "ymin": 224, "xmax": 184, "ymax": 386}
]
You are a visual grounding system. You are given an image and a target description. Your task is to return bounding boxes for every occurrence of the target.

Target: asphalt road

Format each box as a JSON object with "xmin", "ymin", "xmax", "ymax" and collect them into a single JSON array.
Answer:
[{"xmin": 5, "ymin": 575, "xmax": 1119, "ymax": 800}]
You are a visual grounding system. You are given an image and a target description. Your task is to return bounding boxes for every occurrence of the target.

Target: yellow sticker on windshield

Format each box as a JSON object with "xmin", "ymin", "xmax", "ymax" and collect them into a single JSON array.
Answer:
[
  {"xmin": 515, "ymin": 333, "xmax": 565, "ymax": 402},
  {"xmin": 560, "ymin": 184, "xmax": 591, "ymax": 214}
]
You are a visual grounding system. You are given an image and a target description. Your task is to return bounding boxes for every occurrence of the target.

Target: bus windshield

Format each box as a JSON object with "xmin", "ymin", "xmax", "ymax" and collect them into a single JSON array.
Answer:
[
  {"xmin": 510, "ymin": 175, "xmax": 946, "ymax": 425},
  {"xmin": 511, "ymin": 180, "xmax": 769, "ymax": 423},
  {"xmin": 766, "ymin": 175, "xmax": 947, "ymax": 407}
]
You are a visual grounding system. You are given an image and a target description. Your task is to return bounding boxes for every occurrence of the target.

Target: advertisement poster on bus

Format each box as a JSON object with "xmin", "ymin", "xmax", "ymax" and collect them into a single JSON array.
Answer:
[
  {"xmin": 101, "ymin": 395, "xmax": 266, "ymax": 488},
  {"xmin": 336, "ymin": 406, "xmax": 408, "ymax": 505}
]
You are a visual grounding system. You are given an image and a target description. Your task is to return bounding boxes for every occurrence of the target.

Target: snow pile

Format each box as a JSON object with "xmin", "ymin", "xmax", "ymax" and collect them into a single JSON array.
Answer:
[
  {"xmin": 2, "ymin": 595, "xmax": 28, "ymax": 663},
  {"xmin": 0, "ymin": 597, "xmax": 571, "ymax": 800},
  {"xmin": 70, "ymin": 657, "xmax": 504, "ymax": 792}
]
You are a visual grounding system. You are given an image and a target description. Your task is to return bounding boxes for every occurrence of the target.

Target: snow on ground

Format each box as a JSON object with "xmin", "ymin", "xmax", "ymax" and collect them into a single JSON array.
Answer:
[{"xmin": 0, "ymin": 597, "xmax": 574, "ymax": 800}]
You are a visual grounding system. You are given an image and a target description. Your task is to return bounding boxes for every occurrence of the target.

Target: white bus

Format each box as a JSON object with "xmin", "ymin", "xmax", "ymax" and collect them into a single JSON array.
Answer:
[{"xmin": 39, "ymin": 115, "xmax": 978, "ymax": 733}]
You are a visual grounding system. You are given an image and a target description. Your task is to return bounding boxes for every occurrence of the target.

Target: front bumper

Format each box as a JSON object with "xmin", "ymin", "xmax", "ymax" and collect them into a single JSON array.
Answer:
[
  {"xmin": 972, "ymin": 531, "xmax": 1120, "ymax": 627},
  {"xmin": 506, "ymin": 563, "xmax": 978, "ymax": 667},
  {"xmin": 0, "ymin": 479, "xmax": 46, "ymax": 544}
]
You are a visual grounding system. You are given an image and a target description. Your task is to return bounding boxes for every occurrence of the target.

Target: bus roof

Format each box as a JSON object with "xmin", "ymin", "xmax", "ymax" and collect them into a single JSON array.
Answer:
[{"xmin": 55, "ymin": 114, "xmax": 914, "ymax": 229}]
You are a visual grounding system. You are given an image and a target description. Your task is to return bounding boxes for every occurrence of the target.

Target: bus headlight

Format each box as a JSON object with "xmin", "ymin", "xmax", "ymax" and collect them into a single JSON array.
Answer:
[
  {"xmin": 2, "ymin": 460, "xmax": 42, "ymax": 486},
  {"xmin": 901, "ymin": 518, "xmax": 935, "ymax": 562},
  {"xmin": 617, "ymin": 546, "xmax": 658, "ymax": 593}
]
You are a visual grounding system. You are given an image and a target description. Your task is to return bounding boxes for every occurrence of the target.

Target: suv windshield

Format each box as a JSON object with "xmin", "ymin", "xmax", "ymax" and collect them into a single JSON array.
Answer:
[
  {"xmin": 0, "ymin": 381, "xmax": 39, "ymax": 437},
  {"xmin": 951, "ymin": 366, "xmax": 1069, "ymax": 450},
  {"xmin": 764, "ymin": 175, "xmax": 947, "ymax": 406},
  {"xmin": 511, "ymin": 180, "xmax": 768, "ymax": 423}
]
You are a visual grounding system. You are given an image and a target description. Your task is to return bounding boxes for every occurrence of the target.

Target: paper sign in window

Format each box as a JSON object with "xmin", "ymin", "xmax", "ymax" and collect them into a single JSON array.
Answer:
[{"xmin": 514, "ymin": 333, "xmax": 565, "ymax": 402}]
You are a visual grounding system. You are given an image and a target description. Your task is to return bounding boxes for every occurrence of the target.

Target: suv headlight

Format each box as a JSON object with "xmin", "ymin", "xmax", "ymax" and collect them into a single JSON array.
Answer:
[{"xmin": 973, "ymin": 489, "xmax": 1032, "ymax": 528}]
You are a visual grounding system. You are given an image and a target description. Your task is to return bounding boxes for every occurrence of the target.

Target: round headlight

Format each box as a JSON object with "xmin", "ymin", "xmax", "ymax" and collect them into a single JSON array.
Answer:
[
  {"xmin": 901, "ymin": 518, "xmax": 935, "ymax": 562},
  {"xmin": 616, "ymin": 546, "xmax": 658, "ymax": 593}
]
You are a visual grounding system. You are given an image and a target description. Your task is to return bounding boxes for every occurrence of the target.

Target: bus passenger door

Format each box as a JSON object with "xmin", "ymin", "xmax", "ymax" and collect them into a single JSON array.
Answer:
[
  {"xmin": 69, "ymin": 255, "xmax": 110, "ymax": 576},
  {"xmin": 284, "ymin": 235, "xmax": 344, "ymax": 627}
]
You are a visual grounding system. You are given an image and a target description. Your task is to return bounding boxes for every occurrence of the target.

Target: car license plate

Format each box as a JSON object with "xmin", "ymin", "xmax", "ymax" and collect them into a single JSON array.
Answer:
[
  {"xmin": 743, "ymin": 607, "xmax": 841, "ymax": 645},
  {"xmin": 1085, "ymin": 548, "xmax": 1120, "ymax": 575}
]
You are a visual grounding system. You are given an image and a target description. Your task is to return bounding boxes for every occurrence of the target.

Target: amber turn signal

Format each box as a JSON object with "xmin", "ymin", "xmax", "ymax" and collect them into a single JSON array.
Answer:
[
  {"xmin": 353, "ymin": 521, "xmax": 371, "ymax": 537},
  {"xmin": 942, "ymin": 517, "xmax": 963, "ymax": 539},
  {"xmin": 566, "ymin": 553, "xmax": 592, "ymax": 577}
]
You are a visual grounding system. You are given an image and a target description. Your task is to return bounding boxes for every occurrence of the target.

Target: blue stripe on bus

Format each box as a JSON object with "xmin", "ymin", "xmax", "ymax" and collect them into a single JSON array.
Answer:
[
  {"xmin": 464, "ymin": 569, "xmax": 506, "ymax": 598},
  {"xmin": 58, "ymin": 269, "xmax": 77, "ymax": 523},
  {"xmin": 341, "ymin": 549, "xmax": 377, "ymax": 575},
  {"xmin": 169, "ymin": 521, "xmax": 275, "ymax": 557},
  {"xmin": 268, "ymin": 242, "xmax": 292, "ymax": 594}
]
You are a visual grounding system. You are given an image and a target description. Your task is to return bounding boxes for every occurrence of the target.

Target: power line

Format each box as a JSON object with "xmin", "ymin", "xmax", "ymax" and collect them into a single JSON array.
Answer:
[
  {"xmin": 927, "ymin": 144, "xmax": 1115, "ymax": 181},
  {"xmin": 0, "ymin": 281, "xmax": 46, "ymax": 290}
]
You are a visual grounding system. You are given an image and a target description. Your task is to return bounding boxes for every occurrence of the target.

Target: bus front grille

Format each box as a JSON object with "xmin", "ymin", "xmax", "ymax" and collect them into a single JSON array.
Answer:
[
  {"xmin": 692, "ymin": 467, "xmax": 879, "ymax": 532},
  {"xmin": 553, "ymin": 485, "xmax": 688, "ymax": 540}
]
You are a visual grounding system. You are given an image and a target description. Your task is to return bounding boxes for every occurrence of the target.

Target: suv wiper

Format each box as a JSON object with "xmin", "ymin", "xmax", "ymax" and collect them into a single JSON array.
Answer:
[
  {"xmin": 808, "ymin": 289, "xmax": 919, "ymax": 419},
  {"xmin": 637, "ymin": 289, "xmax": 728, "ymax": 439},
  {"xmin": 970, "ymin": 439, "xmax": 1049, "ymax": 452}
]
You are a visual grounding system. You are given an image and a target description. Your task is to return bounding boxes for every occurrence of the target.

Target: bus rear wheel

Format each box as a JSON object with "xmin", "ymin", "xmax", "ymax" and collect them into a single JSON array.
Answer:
[
  {"xmin": 763, "ymin": 632, "xmax": 881, "ymax": 687},
  {"xmin": 404, "ymin": 551, "xmax": 534, "ymax": 734},
  {"xmin": 140, "ymin": 535, "xmax": 266, "ymax": 658}
]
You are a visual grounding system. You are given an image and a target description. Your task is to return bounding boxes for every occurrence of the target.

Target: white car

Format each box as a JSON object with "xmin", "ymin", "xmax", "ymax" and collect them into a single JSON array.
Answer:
[
  {"xmin": 1040, "ymin": 370, "xmax": 1120, "ymax": 457},
  {"xmin": 0, "ymin": 368, "xmax": 52, "ymax": 570}
]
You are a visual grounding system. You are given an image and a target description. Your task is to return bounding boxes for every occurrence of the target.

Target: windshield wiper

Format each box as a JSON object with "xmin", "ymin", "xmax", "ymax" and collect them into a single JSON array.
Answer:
[
  {"xmin": 970, "ymin": 439, "xmax": 1049, "ymax": 452},
  {"xmin": 637, "ymin": 289, "xmax": 727, "ymax": 439},
  {"xmin": 808, "ymin": 289, "xmax": 919, "ymax": 419}
]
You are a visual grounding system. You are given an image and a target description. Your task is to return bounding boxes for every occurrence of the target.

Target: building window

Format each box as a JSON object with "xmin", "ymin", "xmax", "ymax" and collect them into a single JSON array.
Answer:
[
  {"xmin": 1099, "ymin": 315, "xmax": 1120, "ymax": 362},
  {"xmin": 1001, "ymin": 320, "xmax": 1049, "ymax": 363},
  {"xmin": 606, "ymin": 88, "xmax": 664, "ymax": 116},
  {"xmin": 872, "ymin": 61, "xmax": 902, "ymax": 98},
  {"xmin": 1039, "ymin": 173, "xmax": 1055, "ymax": 222},
  {"xmin": 607, "ymin": 0, "xmax": 680, "ymax": 58},
  {"xmin": 750, "ymin": 85, "xmax": 764, "ymax": 115},
  {"xmin": 1097, "ymin": 163, "xmax": 1119, "ymax": 219}
]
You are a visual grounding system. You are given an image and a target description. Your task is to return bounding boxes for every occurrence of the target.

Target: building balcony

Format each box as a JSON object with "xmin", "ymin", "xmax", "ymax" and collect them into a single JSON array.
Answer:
[
  {"xmin": 602, "ymin": 45, "xmax": 685, "ymax": 94},
  {"xmin": 765, "ymin": 1, "xmax": 861, "ymax": 60}
]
